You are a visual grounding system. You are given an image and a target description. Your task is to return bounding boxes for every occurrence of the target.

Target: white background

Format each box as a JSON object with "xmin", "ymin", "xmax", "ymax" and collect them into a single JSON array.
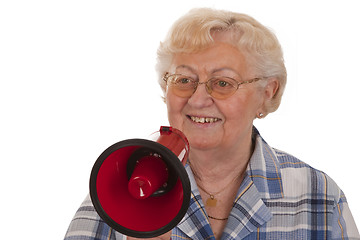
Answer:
[{"xmin": 1, "ymin": 0, "xmax": 359, "ymax": 238}]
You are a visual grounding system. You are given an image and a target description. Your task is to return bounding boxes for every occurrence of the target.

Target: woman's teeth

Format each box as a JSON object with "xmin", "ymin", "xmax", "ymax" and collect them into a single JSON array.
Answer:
[{"xmin": 190, "ymin": 116, "xmax": 220, "ymax": 123}]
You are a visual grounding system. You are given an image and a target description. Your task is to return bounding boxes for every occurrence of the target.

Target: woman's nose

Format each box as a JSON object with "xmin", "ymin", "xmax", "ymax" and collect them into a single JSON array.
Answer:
[{"xmin": 187, "ymin": 82, "xmax": 214, "ymax": 107}]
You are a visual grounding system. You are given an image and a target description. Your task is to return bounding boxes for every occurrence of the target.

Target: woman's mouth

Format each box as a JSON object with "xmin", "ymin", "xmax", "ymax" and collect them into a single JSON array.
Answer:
[{"xmin": 187, "ymin": 115, "xmax": 221, "ymax": 124}]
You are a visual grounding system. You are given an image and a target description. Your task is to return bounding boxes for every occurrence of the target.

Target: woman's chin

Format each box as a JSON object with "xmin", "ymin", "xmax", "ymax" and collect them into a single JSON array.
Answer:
[{"xmin": 187, "ymin": 136, "xmax": 219, "ymax": 151}]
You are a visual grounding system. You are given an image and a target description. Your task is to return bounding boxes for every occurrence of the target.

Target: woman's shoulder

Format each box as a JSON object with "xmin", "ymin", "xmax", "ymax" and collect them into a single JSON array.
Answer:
[
  {"xmin": 64, "ymin": 195, "xmax": 125, "ymax": 240},
  {"xmin": 273, "ymin": 148, "xmax": 344, "ymax": 202}
]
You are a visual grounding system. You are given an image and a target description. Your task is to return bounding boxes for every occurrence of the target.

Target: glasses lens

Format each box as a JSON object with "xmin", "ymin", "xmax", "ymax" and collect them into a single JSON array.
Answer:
[
  {"xmin": 167, "ymin": 75, "xmax": 196, "ymax": 98},
  {"xmin": 208, "ymin": 77, "xmax": 238, "ymax": 99}
]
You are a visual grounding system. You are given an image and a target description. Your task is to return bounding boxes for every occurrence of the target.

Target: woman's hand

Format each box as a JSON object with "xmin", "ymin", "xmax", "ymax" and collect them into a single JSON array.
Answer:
[{"xmin": 127, "ymin": 231, "xmax": 171, "ymax": 240}]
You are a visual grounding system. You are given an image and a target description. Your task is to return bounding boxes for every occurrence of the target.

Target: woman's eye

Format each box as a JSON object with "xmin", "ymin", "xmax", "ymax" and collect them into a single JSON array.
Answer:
[
  {"xmin": 176, "ymin": 77, "xmax": 191, "ymax": 84},
  {"xmin": 217, "ymin": 80, "xmax": 229, "ymax": 87},
  {"xmin": 211, "ymin": 78, "xmax": 237, "ymax": 91},
  {"xmin": 181, "ymin": 78, "xmax": 190, "ymax": 83}
]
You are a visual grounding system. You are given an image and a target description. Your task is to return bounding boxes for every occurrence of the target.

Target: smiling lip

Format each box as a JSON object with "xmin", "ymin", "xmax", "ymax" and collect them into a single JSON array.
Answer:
[{"xmin": 187, "ymin": 115, "xmax": 221, "ymax": 124}]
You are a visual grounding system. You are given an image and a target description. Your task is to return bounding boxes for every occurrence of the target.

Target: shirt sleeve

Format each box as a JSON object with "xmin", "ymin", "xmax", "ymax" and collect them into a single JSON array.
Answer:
[
  {"xmin": 64, "ymin": 195, "xmax": 126, "ymax": 240},
  {"xmin": 331, "ymin": 191, "xmax": 360, "ymax": 239}
]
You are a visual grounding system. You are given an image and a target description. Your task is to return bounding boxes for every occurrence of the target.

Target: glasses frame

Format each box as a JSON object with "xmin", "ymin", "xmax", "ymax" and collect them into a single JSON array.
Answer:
[{"xmin": 162, "ymin": 72, "xmax": 265, "ymax": 99}]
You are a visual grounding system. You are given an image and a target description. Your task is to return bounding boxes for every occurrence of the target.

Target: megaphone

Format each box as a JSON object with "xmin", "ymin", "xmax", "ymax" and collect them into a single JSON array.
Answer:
[{"xmin": 89, "ymin": 126, "xmax": 191, "ymax": 238}]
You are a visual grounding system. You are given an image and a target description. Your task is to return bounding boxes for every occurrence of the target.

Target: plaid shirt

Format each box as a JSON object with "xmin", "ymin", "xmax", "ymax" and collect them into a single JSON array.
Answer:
[{"xmin": 64, "ymin": 129, "xmax": 359, "ymax": 240}]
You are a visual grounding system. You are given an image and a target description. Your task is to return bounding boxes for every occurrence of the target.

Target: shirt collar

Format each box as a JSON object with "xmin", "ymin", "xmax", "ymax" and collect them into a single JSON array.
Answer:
[
  {"xmin": 245, "ymin": 127, "xmax": 284, "ymax": 199},
  {"xmin": 176, "ymin": 127, "xmax": 283, "ymax": 239}
]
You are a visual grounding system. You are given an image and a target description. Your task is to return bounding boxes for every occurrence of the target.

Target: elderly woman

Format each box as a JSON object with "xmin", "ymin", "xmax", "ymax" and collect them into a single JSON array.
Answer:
[{"xmin": 65, "ymin": 8, "xmax": 359, "ymax": 240}]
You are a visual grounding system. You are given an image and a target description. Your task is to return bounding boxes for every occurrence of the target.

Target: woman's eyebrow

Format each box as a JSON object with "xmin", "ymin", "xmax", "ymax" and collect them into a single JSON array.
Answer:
[
  {"xmin": 211, "ymin": 67, "xmax": 241, "ymax": 77},
  {"xmin": 175, "ymin": 65, "xmax": 196, "ymax": 73},
  {"xmin": 175, "ymin": 66, "xmax": 242, "ymax": 79}
]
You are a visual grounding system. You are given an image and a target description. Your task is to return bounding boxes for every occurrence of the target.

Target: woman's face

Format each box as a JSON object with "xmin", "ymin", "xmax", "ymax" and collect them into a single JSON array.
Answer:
[{"xmin": 165, "ymin": 40, "xmax": 268, "ymax": 152}]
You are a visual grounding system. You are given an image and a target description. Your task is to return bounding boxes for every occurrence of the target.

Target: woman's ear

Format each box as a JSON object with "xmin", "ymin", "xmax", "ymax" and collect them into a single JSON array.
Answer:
[
  {"xmin": 255, "ymin": 78, "xmax": 279, "ymax": 119},
  {"xmin": 264, "ymin": 77, "xmax": 279, "ymax": 100}
]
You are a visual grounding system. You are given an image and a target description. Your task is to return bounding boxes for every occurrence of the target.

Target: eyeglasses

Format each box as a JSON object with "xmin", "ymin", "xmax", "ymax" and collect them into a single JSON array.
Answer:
[{"xmin": 163, "ymin": 72, "xmax": 265, "ymax": 99}]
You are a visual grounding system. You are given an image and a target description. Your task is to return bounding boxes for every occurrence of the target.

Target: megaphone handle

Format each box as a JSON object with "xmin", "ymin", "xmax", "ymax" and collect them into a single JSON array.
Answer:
[{"xmin": 157, "ymin": 127, "xmax": 189, "ymax": 165}]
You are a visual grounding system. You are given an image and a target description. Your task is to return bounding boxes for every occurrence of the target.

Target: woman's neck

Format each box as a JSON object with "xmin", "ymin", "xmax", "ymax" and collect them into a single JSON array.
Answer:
[
  {"xmin": 188, "ymin": 136, "xmax": 253, "ymax": 240},
  {"xmin": 188, "ymin": 133, "xmax": 254, "ymax": 184}
]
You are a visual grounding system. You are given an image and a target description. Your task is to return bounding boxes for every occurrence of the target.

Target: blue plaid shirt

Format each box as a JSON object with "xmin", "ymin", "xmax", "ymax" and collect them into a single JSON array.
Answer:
[{"xmin": 64, "ymin": 129, "xmax": 359, "ymax": 239}]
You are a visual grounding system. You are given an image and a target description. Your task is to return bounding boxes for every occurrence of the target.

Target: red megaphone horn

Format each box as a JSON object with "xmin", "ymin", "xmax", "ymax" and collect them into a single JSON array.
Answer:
[{"xmin": 89, "ymin": 126, "xmax": 191, "ymax": 238}]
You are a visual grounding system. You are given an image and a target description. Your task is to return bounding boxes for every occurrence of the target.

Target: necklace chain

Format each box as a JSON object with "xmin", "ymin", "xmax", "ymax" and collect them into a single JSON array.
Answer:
[
  {"xmin": 189, "ymin": 160, "xmax": 243, "ymax": 197},
  {"xmin": 195, "ymin": 174, "xmax": 240, "ymax": 197},
  {"xmin": 208, "ymin": 215, "xmax": 228, "ymax": 221},
  {"xmin": 189, "ymin": 160, "xmax": 244, "ymax": 221},
  {"xmin": 188, "ymin": 160, "xmax": 244, "ymax": 213}
]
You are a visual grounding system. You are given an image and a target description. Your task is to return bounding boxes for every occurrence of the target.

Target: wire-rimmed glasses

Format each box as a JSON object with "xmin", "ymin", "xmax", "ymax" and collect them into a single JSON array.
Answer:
[{"xmin": 163, "ymin": 72, "xmax": 265, "ymax": 99}]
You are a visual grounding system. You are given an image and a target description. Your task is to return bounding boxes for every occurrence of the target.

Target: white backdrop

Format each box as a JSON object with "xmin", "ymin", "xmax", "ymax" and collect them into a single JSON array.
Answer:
[{"xmin": 1, "ymin": 0, "xmax": 359, "ymax": 238}]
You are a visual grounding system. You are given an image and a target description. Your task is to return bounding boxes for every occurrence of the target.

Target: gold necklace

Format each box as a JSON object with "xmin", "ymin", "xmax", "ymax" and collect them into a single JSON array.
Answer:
[
  {"xmin": 196, "ymin": 181, "xmax": 231, "ymax": 207},
  {"xmin": 189, "ymin": 160, "xmax": 243, "ymax": 208}
]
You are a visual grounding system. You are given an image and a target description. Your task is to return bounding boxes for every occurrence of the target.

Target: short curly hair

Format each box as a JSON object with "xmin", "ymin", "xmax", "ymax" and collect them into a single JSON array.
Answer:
[{"xmin": 156, "ymin": 8, "xmax": 287, "ymax": 115}]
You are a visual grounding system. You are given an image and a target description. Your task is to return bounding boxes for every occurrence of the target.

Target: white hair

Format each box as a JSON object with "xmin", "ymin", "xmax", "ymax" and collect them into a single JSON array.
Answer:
[{"xmin": 156, "ymin": 8, "xmax": 287, "ymax": 114}]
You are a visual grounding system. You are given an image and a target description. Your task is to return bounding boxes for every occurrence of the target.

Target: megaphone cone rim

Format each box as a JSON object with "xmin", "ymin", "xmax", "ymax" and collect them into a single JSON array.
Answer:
[{"xmin": 90, "ymin": 138, "xmax": 191, "ymax": 238}]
